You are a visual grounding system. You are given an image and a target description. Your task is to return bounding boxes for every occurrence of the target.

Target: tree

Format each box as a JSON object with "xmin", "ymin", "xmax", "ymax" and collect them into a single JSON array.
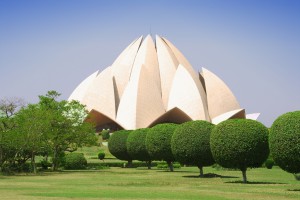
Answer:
[
  {"xmin": 269, "ymin": 111, "xmax": 300, "ymax": 174},
  {"xmin": 171, "ymin": 120, "xmax": 215, "ymax": 177},
  {"xmin": 38, "ymin": 91, "xmax": 97, "ymax": 171},
  {"xmin": 0, "ymin": 97, "xmax": 25, "ymax": 118},
  {"xmin": 210, "ymin": 119, "xmax": 269, "ymax": 183},
  {"xmin": 0, "ymin": 91, "xmax": 97, "ymax": 173},
  {"xmin": 127, "ymin": 128, "xmax": 152, "ymax": 169},
  {"xmin": 0, "ymin": 117, "xmax": 18, "ymax": 172},
  {"xmin": 146, "ymin": 123, "xmax": 177, "ymax": 171},
  {"xmin": 0, "ymin": 97, "xmax": 26, "ymax": 172},
  {"xmin": 108, "ymin": 130, "xmax": 133, "ymax": 167},
  {"xmin": 13, "ymin": 104, "xmax": 51, "ymax": 173}
]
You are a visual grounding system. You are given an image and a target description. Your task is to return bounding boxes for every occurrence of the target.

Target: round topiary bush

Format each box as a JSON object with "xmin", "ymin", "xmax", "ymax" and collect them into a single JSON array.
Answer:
[
  {"xmin": 101, "ymin": 130, "xmax": 110, "ymax": 140},
  {"xmin": 210, "ymin": 119, "xmax": 269, "ymax": 183},
  {"xmin": 146, "ymin": 123, "xmax": 177, "ymax": 171},
  {"xmin": 64, "ymin": 153, "xmax": 87, "ymax": 170},
  {"xmin": 108, "ymin": 130, "xmax": 132, "ymax": 166},
  {"xmin": 127, "ymin": 128, "xmax": 152, "ymax": 169},
  {"xmin": 171, "ymin": 120, "xmax": 215, "ymax": 176},
  {"xmin": 269, "ymin": 111, "xmax": 300, "ymax": 174},
  {"xmin": 98, "ymin": 151, "xmax": 105, "ymax": 160}
]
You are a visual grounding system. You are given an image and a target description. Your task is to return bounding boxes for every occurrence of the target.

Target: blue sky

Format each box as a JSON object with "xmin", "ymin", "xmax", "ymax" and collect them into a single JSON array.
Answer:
[{"xmin": 0, "ymin": 0, "xmax": 299, "ymax": 126}]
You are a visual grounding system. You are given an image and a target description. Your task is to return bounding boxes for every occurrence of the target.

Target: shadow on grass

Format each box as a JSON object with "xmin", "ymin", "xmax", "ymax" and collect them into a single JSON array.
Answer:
[
  {"xmin": 225, "ymin": 180, "xmax": 285, "ymax": 184},
  {"xmin": 156, "ymin": 170, "xmax": 195, "ymax": 173},
  {"xmin": 183, "ymin": 173, "xmax": 238, "ymax": 179},
  {"xmin": 287, "ymin": 189, "xmax": 300, "ymax": 192}
]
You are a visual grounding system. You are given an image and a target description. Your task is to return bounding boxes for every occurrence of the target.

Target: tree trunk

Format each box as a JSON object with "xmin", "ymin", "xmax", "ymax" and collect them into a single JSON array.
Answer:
[
  {"xmin": 127, "ymin": 160, "xmax": 133, "ymax": 168},
  {"xmin": 198, "ymin": 166, "xmax": 204, "ymax": 177},
  {"xmin": 167, "ymin": 161, "xmax": 174, "ymax": 172},
  {"xmin": 51, "ymin": 151, "xmax": 57, "ymax": 171},
  {"xmin": 242, "ymin": 169, "xmax": 247, "ymax": 183},
  {"xmin": 147, "ymin": 160, "xmax": 152, "ymax": 169},
  {"xmin": 31, "ymin": 152, "xmax": 37, "ymax": 174}
]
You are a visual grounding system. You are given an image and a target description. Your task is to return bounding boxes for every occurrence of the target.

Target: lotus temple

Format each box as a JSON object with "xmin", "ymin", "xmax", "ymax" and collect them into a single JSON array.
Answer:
[{"xmin": 69, "ymin": 35, "xmax": 259, "ymax": 131}]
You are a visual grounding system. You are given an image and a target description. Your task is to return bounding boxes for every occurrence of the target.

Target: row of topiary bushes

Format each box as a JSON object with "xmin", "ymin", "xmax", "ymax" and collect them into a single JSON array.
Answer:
[{"xmin": 108, "ymin": 111, "xmax": 300, "ymax": 183}]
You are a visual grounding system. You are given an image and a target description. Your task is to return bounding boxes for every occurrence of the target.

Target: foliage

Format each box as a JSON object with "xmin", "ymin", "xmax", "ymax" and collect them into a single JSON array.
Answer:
[
  {"xmin": 146, "ymin": 123, "xmax": 177, "ymax": 162},
  {"xmin": 210, "ymin": 119, "xmax": 269, "ymax": 183},
  {"xmin": 127, "ymin": 128, "xmax": 151, "ymax": 162},
  {"xmin": 38, "ymin": 91, "xmax": 97, "ymax": 170},
  {"xmin": 0, "ymin": 91, "xmax": 97, "ymax": 173},
  {"xmin": 294, "ymin": 174, "xmax": 300, "ymax": 181},
  {"xmin": 108, "ymin": 130, "xmax": 132, "ymax": 162},
  {"xmin": 64, "ymin": 153, "xmax": 87, "ymax": 170},
  {"xmin": 171, "ymin": 120, "xmax": 215, "ymax": 176},
  {"xmin": 98, "ymin": 151, "xmax": 105, "ymax": 160},
  {"xmin": 40, "ymin": 160, "xmax": 52, "ymax": 170},
  {"xmin": 269, "ymin": 111, "xmax": 300, "ymax": 174},
  {"xmin": 264, "ymin": 159, "xmax": 274, "ymax": 169},
  {"xmin": 157, "ymin": 162, "xmax": 181, "ymax": 169},
  {"xmin": 101, "ymin": 130, "xmax": 110, "ymax": 140}
]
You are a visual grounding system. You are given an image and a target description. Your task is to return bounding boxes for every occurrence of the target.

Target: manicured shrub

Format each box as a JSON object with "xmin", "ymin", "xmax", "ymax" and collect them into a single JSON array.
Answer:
[
  {"xmin": 108, "ymin": 130, "xmax": 133, "ymax": 166},
  {"xmin": 171, "ymin": 120, "xmax": 215, "ymax": 176},
  {"xmin": 64, "ymin": 153, "xmax": 87, "ymax": 170},
  {"xmin": 101, "ymin": 130, "xmax": 110, "ymax": 140},
  {"xmin": 269, "ymin": 111, "xmax": 300, "ymax": 174},
  {"xmin": 98, "ymin": 151, "xmax": 105, "ymax": 160},
  {"xmin": 127, "ymin": 128, "xmax": 152, "ymax": 169},
  {"xmin": 40, "ymin": 160, "xmax": 52, "ymax": 170},
  {"xmin": 157, "ymin": 162, "xmax": 181, "ymax": 169},
  {"xmin": 294, "ymin": 174, "xmax": 300, "ymax": 181},
  {"xmin": 146, "ymin": 123, "xmax": 177, "ymax": 171},
  {"xmin": 210, "ymin": 119, "xmax": 269, "ymax": 183},
  {"xmin": 264, "ymin": 159, "xmax": 274, "ymax": 169}
]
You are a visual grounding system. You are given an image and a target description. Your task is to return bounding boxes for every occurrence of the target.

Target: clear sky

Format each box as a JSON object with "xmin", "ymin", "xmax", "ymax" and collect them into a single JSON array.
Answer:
[{"xmin": 1, "ymin": 0, "xmax": 299, "ymax": 127}]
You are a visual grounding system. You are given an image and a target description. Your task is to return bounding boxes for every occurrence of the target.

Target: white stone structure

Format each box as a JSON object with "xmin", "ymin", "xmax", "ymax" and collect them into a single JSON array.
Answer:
[{"xmin": 69, "ymin": 35, "xmax": 258, "ymax": 130}]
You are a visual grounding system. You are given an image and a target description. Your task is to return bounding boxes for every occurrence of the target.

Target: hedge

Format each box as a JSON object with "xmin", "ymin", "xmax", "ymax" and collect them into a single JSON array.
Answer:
[{"xmin": 64, "ymin": 153, "xmax": 87, "ymax": 170}]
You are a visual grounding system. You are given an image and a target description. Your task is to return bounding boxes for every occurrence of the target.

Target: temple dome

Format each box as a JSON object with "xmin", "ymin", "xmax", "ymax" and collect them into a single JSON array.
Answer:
[{"xmin": 69, "ymin": 35, "xmax": 255, "ymax": 130}]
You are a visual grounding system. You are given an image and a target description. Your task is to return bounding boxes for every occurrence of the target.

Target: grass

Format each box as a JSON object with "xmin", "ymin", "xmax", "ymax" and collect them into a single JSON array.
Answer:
[{"xmin": 0, "ymin": 166, "xmax": 299, "ymax": 200}]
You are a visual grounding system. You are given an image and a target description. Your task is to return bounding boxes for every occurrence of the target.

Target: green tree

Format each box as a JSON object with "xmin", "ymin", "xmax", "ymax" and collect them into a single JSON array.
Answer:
[
  {"xmin": 146, "ymin": 123, "xmax": 177, "ymax": 172},
  {"xmin": 0, "ymin": 97, "xmax": 25, "ymax": 173},
  {"xmin": 210, "ymin": 119, "xmax": 269, "ymax": 183},
  {"xmin": 108, "ymin": 130, "xmax": 132, "ymax": 167},
  {"xmin": 38, "ymin": 91, "xmax": 97, "ymax": 171},
  {"xmin": 171, "ymin": 120, "xmax": 215, "ymax": 177},
  {"xmin": 127, "ymin": 128, "xmax": 152, "ymax": 169},
  {"xmin": 0, "ymin": 92, "xmax": 97, "ymax": 173},
  {"xmin": 13, "ymin": 104, "xmax": 51, "ymax": 173},
  {"xmin": 0, "ymin": 117, "xmax": 17, "ymax": 172},
  {"xmin": 269, "ymin": 111, "xmax": 300, "ymax": 174}
]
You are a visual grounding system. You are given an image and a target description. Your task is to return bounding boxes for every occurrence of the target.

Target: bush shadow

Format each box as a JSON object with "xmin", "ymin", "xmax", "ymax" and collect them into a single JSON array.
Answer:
[
  {"xmin": 225, "ymin": 180, "xmax": 285, "ymax": 184},
  {"xmin": 182, "ymin": 173, "xmax": 238, "ymax": 179},
  {"xmin": 287, "ymin": 189, "xmax": 300, "ymax": 192},
  {"xmin": 156, "ymin": 170, "xmax": 194, "ymax": 173}
]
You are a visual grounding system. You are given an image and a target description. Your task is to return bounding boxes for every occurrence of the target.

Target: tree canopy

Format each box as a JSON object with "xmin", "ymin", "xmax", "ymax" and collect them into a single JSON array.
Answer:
[
  {"xmin": 171, "ymin": 120, "xmax": 215, "ymax": 176},
  {"xmin": 210, "ymin": 119, "xmax": 269, "ymax": 183},
  {"xmin": 269, "ymin": 111, "xmax": 300, "ymax": 174},
  {"xmin": 0, "ymin": 91, "xmax": 97, "ymax": 173}
]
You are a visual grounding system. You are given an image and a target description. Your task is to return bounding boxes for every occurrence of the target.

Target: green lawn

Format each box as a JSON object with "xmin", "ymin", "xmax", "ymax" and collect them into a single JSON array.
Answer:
[{"xmin": 0, "ymin": 166, "xmax": 299, "ymax": 200}]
